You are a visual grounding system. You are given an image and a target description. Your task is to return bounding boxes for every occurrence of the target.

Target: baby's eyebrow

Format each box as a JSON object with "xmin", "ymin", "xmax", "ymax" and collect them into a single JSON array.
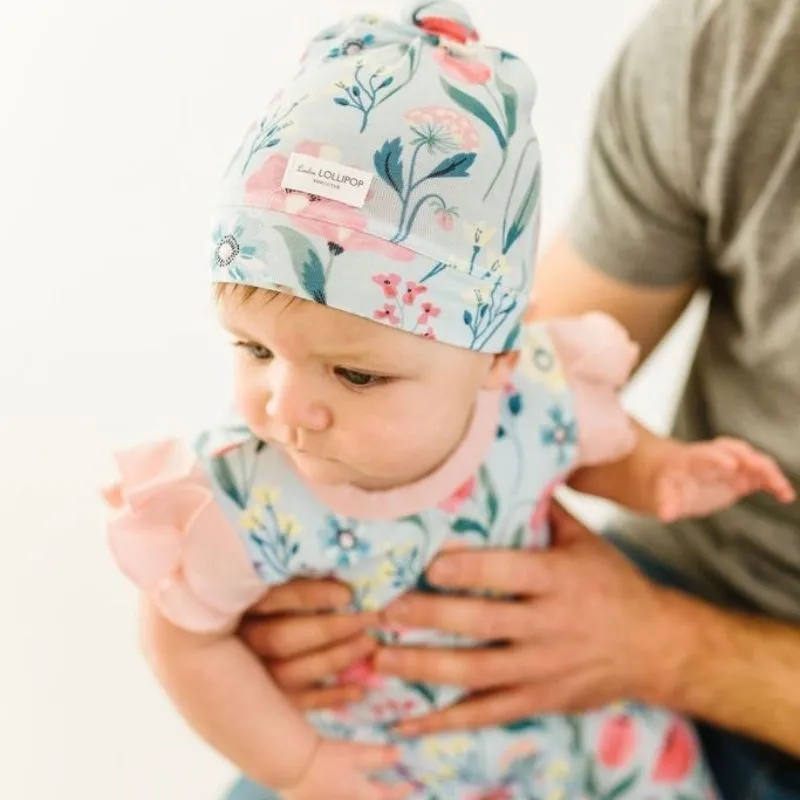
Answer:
[{"xmin": 321, "ymin": 348, "xmax": 391, "ymax": 367}]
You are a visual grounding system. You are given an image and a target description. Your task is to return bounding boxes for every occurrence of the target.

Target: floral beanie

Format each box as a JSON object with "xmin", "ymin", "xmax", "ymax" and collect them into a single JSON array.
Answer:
[{"xmin": 211, "ymin": 0, "xmax": 541, "ymax": 352}]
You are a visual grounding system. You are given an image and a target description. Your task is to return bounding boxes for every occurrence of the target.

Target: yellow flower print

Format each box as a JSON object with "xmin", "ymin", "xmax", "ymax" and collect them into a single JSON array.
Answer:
[
  {"xmin": 423, "ymin": 735, "xmax": 471, "ymax": 759},
  {"xmin": 545, "ymin": 759, "xmax": 570, "ymax": 780},
  {"xmin": 461, "ymin": 281, "xmax": 495, "ymax": 305},
  {"xmin": 374, "ymin": 558, "xmax": 395, "ymax": 583},
  {"xmin": 546, "ymin": 788, "xmax": 566, "ymax": 800},
  {"xmin": 277, "ymin": 514, "xmax": 303, "ymax": 537},
  {"xmin": 446, "ymin": 253, "xmax": 470, "ymax": 275},
  {"xmin": 520, "ymin": 326, "xmax": 567, "ymax": 393},
  {"xmin": 465, "ymin": 221, "xmax": 496, "ymax": 248},
  {"xmin": 252, "ymin": 486, "xmax": 281, "ymax": 506},
  {"xmin": 436, "ymin": 764, "xmax": 456, "ymax": 780},
  {"xmin": 486, "ymin": 252, "xmax": 509, "ymax": 276},
  {"xmin": 239, "ymin": 506, "xmax": 264, "ymax": 530},
  {"xmin": 420, "ymin": 763, "xmax": 455, "ymax": 783},
  {"xmin": 351, "ymin": 576, "xmax": 379, "ymax": 611}
]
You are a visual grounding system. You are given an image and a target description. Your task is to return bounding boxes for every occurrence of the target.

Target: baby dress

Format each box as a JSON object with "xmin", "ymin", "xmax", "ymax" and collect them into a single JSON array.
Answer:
[{"xmin": 107, "ymin": 314, "xmax": 717, "ymax": 800}]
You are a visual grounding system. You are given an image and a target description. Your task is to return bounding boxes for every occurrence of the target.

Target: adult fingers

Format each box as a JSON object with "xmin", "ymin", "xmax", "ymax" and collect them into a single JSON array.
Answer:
[
  {"xmin": 383, "ymin": 593, "xmax": 546, "ymax": 641},
  {"xmin": 270, "ymin": 633, "xmax": 378, "ymax": 690},
  {"xmin": 425, "ymin": 549, "xmax": 558, "ymax": 596},
  {"xmin": 374, "ymin": 642, "xmax": 570, "ymax": 690},
  {"xmin": 249, "ymin": 579, "xmax": 352, "ymax": 615},
  {"xmin": 240, "ymin": 610, "xmax": 378, "ymax": 660}
]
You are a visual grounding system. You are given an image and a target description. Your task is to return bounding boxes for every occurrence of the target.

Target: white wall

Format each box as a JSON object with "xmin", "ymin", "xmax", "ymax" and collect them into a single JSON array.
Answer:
[{"xmin": 0, "ymin": 1, "xmax": 705, "ymax": 797}]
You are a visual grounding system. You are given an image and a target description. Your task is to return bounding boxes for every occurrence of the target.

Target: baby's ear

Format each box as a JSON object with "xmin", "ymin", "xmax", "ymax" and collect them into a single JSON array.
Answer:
[{"xmin": 483, "ymin": 351, "xmax": 519, "ymax": 389}]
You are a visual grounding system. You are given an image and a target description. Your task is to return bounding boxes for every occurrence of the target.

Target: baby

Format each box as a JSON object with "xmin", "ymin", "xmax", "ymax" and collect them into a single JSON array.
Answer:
[{"xmin": 104, "ymin": 3, "xmax": 794, "ymax": 799}]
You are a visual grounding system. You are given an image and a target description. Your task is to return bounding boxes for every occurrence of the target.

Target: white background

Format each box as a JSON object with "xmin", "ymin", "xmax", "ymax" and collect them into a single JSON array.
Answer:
[{"xmin": 0, "ymin": 0, "xmax": 706, "ymax": 797}]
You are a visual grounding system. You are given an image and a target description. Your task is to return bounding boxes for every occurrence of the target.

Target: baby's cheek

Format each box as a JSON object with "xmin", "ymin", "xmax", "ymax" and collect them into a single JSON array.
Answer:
[{"xmin": 233, "ymin": 371, "xmax": 265, "ymax": 428}]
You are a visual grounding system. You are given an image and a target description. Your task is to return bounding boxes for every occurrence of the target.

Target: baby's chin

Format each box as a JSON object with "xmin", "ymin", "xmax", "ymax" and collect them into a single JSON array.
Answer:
[
  {"xmin": 285, "ymin": 449, "xmax": 411, "ymax": 491},
  {"xmin": 283, "ymin": 449, "xmax": 353, "ymax": 485}
]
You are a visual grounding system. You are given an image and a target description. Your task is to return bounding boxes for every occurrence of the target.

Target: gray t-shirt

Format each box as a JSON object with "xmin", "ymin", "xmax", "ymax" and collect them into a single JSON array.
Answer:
[{"xmin": 565, "ymin": 0, "xmax": 800, "ymax": 619}]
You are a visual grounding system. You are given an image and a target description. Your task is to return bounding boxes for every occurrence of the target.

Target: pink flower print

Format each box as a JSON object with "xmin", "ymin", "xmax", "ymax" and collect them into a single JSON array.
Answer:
[
  {"xmin": 418, "ymin": 302, "xmax": 441, "ymax": 325},
  {"xmin": 528, "ymin": 473, "xmax": 567, "ymax": 541},
  {"xmin": 435, "ymin": 207, "xmax": 457, "ymax": 231},
  {"xmin": 336, "ymin": 658, "xmax": 385, "ymax": 691},
  {"xmin": 499, "ymin": 740, "xmax": 538, "ymax": 773},
  {"xmin": 402, "ymin": 281, "xmax": 427, "ymax": 306},
  {"xmin": 370, "ymin": 696, "xmax": 418, "ymax": 722},
  {"xmin": 652, "ymin": 720, "xmax": 698, "ymax": 783},
  {"xmin": 598, "ymin": 714, "xmax": 637, "ymax": 769},
  {"xmin": 244, "ymin": 141, "xmax": 414, "ymax": 260},
  {"xmin": 432, "ymin": 46, "xmax": 492, "ymax": 84},
  {"xmin": 373, "ymin": 273, "xmax": 402, "ymax": 298},
  {"xmin": 421, "ymin": 326, "xmax": 437, "ymax": 341},
  {"xmin": 374, "ymin": 304, "xmax": 401, "ymax": 326},
  {"xmin": 440, "ymin": 475, "xmax": 477, "ymax": 513},
  {"xmin": 404, "ymin": 107, "xmax": 480, "ymax": 152},
  {"xmin": 470, "ymin": 790, "xmax": 513, "ymax": 800}
]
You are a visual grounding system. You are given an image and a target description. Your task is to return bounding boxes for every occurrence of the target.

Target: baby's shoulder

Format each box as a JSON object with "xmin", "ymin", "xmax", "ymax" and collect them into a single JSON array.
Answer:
[
  {"xmin": 193, "ymin": 415, "xmax": 256, "ymax": 462},
  {"xmin": 191, "ymin": 416, "xmax": 268, "ymax": 513},
  {"xmin": 526, "ymin": 312, "xmax": 639, "ymax": 388}
]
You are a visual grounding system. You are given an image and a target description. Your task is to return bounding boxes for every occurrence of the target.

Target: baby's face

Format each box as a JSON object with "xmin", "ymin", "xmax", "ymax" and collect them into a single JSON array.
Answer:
[{"xmin": 217, "ymin": 290, "xmax": 513, "ymax": 490}]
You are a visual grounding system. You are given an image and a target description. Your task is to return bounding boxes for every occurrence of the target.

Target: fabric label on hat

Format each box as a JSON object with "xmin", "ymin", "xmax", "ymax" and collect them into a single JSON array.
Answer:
[{"xmin": 281, "ymin": 153, "xmax": 374, "ymax": 208}]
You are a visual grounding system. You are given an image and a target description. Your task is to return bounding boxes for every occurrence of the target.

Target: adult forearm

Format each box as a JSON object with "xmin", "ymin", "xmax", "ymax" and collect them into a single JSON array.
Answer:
[{"xmin": 654, "ymin": 588, "xmax": 800, "ymax": 756}]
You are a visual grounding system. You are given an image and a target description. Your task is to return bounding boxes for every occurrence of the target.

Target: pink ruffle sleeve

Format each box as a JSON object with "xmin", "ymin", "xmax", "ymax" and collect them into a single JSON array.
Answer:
[
  {"xmin": 547, "ymin": 312, "xmax": 640, "ymax": 468},
  {"xmin": 103, "ymin": 439, "xmax": 265, "ymax": 633}
]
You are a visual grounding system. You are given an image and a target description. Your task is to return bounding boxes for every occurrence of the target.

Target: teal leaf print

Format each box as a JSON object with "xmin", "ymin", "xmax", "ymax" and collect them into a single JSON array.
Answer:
[
  {"xmin": 566, "ymin": 716, "xmax": 583, "ymax": 757},
  {"xmin": 407, "ymin": 681, "xmax": 437, "ymax": 706},
  {"xmin": 502, "ymin": 144, "xmax": 540, "ymax": 254},
  {"xmin": 403, "ymin": 513, "xmax": 427, "ymax": 531},
  {"xmin": 502, "ymin": 322, "xmax": 521, "ymax": 351},
  {"xmin": 452, "ymin": 518, "xmax": 488, "ymax": 537},
  {"xmin": 502, "ymin": 716, "xmax": 544, "ymax": 733},
  {"xmin": 463, "ymin": 277, "xmax": 518, "ymax": 351},
  {"xmin": 509, "ymin": 524, "xmax": 527, "ymax": 548},
  {"xmin": 210, "ymin": 456, "xmax": 245, "ymax": 509},
  {"xmin": 584, "ymin": 760, "xmax": 600, "ymax": 796},
  {"xmin": 274, "ymin": 226, "xmax": 326, "ymax": 304},
  {"xmin": 603, "ymin": 771, "xmax": 641, "ymax": 800},
  {"xmin": 241, "ymin": 100, "xmax": 304, "ymax": 175},
  {"xmin": 495, "ymin": 71, "xmax": 518, "ymax": 139},
  {"xmin": 441, "ymin": 79, "xmax": 507, "ymax": 150},
  {"xmin": 479, "ymin": 465, "xmax": 499, "ymax": 526},
  {"xmin": 422, "ymin": 152, "xmax": 477, "ymax": 180},
  {"xmin": 374, "ymin": 137, "xmax": 405, "ymax": 197},
  {"xmin": 333, "ymin": 44, "xmax": 420, "ymax": 132}
]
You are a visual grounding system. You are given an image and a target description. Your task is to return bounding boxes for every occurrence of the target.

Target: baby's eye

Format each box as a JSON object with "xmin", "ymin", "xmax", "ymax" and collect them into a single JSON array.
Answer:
[
  {"xmin": 236, "ymin": 342, "xmax": 273, "ymax": 360},
  {"xmin": 334, "ymin": 367, "xmax": 386, "ymax": 387}
]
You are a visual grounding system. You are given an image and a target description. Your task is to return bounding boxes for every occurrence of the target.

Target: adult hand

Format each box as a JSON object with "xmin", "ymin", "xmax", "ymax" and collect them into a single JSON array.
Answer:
[
  {"xmin": 237, "ymin": 579, "xmax": 379, "ymax": 710},
  {"xmin": 376, "ymin": 503, "xmax": 693, "ymax": 736}
]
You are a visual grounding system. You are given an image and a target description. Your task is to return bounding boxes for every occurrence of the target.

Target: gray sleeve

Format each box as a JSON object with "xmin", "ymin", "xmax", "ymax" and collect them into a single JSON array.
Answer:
[{"xmin": 564, "ymin": 0, "xmax": 707, "ymax": 287}]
